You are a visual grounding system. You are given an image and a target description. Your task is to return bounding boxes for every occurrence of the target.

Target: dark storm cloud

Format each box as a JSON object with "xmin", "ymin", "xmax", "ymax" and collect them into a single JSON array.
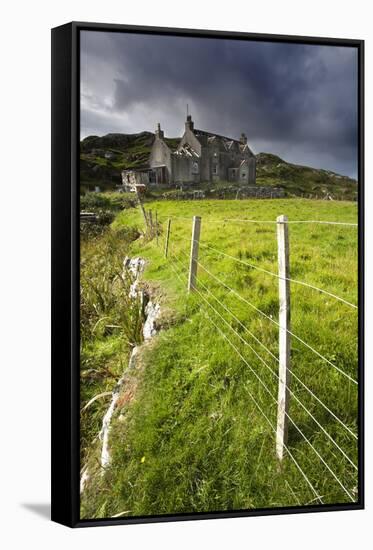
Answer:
[{"xmin": 80, "ymin": 31, "xmax": 358, "ymax": 178}]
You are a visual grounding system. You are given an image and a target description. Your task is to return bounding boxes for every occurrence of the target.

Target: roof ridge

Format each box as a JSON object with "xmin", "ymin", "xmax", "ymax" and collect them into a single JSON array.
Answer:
[{"xmin": 194, "ymin": 128, "xmax": 242, "ymax": 143}]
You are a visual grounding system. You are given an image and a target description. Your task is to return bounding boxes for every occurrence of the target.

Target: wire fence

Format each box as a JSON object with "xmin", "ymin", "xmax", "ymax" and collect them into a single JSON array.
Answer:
[{"xmin": 143, "ymin": 208, "xmax": 359, "ymax": 506}]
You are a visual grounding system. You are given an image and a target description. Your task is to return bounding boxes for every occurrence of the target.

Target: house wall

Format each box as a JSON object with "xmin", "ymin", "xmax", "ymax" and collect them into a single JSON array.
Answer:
[
  {"xmin": 149, "ymin": 136, "xmax": 172, "ymax": 183},
  {"xmin": 178, "ymin": 127, "xmax": 202, "ymax": 156},
  {"xmin": 200, "ymin": 145, "xmax": 211, "ymax": 182},
  {"xmin": 172, "ymin": 144, "xmax": 255, "ymax": 185},
  {"xmin": 148, "ymin": 122, "xmax": 256, "ymax": 186},
  {"xmin": 208, "ymin": 143, "xmax": 254, "ymax": 183},
  {"xmin": 172, "ymin": 156, "xmax": 200, "ymax": 185},
  {"xmin": 239, "ymin": 161, "xmax": 249, "ymax": 184},
  {"xmin": 248, "ymin": 157, "xmax": 256, "ymax": 184},
  {"xmin": 218, "ymin": 150, "xmax": 237, "ymax": 180}
]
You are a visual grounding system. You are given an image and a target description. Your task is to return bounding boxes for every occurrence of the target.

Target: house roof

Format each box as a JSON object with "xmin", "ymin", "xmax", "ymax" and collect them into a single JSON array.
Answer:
[
  {"xmin": 173, "ymin": 143, "xmax": 200, "ymax": 158},
  {"xmin": 194, "ymin": 128, "xmax": 241, "ymax": 143},
  {"xmin": 155, "ymin": 126, "xmax": 254, "ymax": 156},
  {"xmin": 194, "ymin": 129, "xmax": 254, "ymax": 155}
]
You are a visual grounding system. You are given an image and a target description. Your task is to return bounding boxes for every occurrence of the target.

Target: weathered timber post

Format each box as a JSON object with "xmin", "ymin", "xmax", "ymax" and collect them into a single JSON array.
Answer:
[
  {"xmin": 164, "ymin": 218, "xmax": 171, "ymax": 258},
  {"xmin": 155, "ymin": 211, "xmax": 159, "ymax": 246},
  {"xmin": 276, "ymin": 214, "xmax": 291, "ymax": 461},
  {"xmin": 148, "ymin": 210, "xmax": 153, "ymax": 233},
  {"xmin": 135, "ymin": 186, "xmax": 149, "ymax": 229},
  {"xmin": 188, "ymin": 216, "xmax": 201, "ymax": 292}
]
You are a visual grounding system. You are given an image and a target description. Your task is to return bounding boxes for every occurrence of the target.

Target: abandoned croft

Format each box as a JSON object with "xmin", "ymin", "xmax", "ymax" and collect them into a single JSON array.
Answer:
[{"xmin": 122, "ymin": 114, "xmax": 256, "ymax": 191}]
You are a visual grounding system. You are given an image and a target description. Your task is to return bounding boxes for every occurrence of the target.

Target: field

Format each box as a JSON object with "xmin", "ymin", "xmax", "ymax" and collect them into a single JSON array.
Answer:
[{"xmin": 80, "ymin": 195, "xmax": 359, "ymax": 519}]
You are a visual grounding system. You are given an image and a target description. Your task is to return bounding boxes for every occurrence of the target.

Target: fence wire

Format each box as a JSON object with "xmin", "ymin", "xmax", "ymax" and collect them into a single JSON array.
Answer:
[{"xmin": 147, "ymin": 212, "xmax": 358, "ymax": 504}]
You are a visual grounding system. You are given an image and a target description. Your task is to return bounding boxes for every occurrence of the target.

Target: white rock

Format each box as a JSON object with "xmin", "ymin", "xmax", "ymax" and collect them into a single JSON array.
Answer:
[
  {"xmin": 98, "ymin": 257, "xmax": 160, "ymax": 469},
  {"xmin": 143, "ymin": 301, "xmax": 161, "ymax": 340},
  {"xmin": 80, "ymin": 467, "xmax": 90, "ymax": 494}
]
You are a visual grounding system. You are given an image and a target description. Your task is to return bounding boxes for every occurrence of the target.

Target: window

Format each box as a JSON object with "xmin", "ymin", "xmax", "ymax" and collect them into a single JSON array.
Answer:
[
  {"xmin": 241, "ymin": 172, "xmax": 246, "ymax": 178},
  {"xmin": 213, "ymin": 164, "xmax": 218, "ymax": 174},
  {"xmin": 192, "ymin": 161, "xmax": 199, "ymax": 174}
]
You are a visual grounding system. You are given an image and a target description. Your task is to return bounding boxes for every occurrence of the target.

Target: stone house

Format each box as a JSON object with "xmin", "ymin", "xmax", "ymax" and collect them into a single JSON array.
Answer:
[{"xmin": 122, "ymin": 114, "xmax": 256, "ymax": 190}]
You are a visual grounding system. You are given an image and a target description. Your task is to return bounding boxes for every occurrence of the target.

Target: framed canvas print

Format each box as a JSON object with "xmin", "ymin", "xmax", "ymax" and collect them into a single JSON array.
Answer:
[{"xmin": 51, "ymin": 22, "xmax": 364, "ymax": 527}]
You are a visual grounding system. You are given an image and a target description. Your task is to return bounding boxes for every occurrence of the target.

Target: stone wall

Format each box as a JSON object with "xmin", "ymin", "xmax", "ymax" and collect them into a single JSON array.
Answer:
[
  {"xmin": 203, "ymin": 142, "xmax": 256, "ymax": 185},
  {"xmin": 171, "ymin": 155, "xmax": 200, "ymax": 185},
  {"xmin": 160, "ymin": 185, "xmax": 285, "ymax": 200},
  {"xmin": 121, "ymin": 170, "xmax": 149, "ymax": 191},
  {"xmin": 248, "ymin": 157, "xmax": 256, "ymax": 184},
  {"xmin": 235, "ymin": 186, "xmax": 284, "ymax": 198},
  {"xmin": 178, "ymin": 125, "xmax": 202, "ymax": 156},
  {"xmin": 149, "ymin": 136, "xmax": 172, "ymax": 183}
]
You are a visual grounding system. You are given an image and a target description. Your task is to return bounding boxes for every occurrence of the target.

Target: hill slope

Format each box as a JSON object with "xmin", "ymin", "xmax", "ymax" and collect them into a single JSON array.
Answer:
[
  {"xmin": 256, "ymin": 153, "xmax": 357, "ymax": 200},
  {"xmin": 80, "ymin": 133, "xmax": 357, "ymax": 200}
]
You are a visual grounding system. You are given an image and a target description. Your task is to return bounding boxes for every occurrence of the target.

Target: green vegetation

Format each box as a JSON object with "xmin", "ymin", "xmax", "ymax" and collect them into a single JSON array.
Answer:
[
  {"xmin": 80, "ymin": 191, "xmax": 136, "ymax": 212},
  {"xmin": 80, "ymin": 132, "xmax": 155, "ymax": 190},
  {"xmin": 79, "ymin": 133, "xmax": 357, "ymax": 199},
  {"xmin": 80, "ymin": 195, "xmax": 358, "ymax": 519},
  {"xmin": 256, "ymin": 153, "xmax": 357, "ymax": 200},
  {"xmin": 80, "ymin": 194, "xmax": 144, "ymax": 467}
]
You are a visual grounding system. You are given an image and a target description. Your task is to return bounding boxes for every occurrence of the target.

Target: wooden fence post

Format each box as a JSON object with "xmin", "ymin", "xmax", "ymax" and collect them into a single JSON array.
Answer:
[
  {"xmin": 164, "ymin": 218, "xmax": 171, "ymax": 258},
  {"xmin": 135, "ymin": 186, "xmax": 149, "ymax": 228},
  {"xmin": 148, "ymin": 210, "xmax": 153, "ymax": 233},
  {"xmin": 188, "ymin": 216, "xmax": 201, "ymax": 292},
  {"xmin": 276, "ymin": 214, "xmax": 291, "ymax": 461},
  {"xmin": 155, "ymin": 211, "xmax": 159, "ymax": 246}
]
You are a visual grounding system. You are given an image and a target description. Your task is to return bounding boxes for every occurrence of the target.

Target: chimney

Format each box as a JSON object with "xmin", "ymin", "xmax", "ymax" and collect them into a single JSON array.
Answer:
[
  {"xmin": 240, "ymin": 132, "xmax": 247, "ymax": 145},
  {"xmin": 185, "ymin": 114, "xmax": 194, "ymax": 132},
  {"xmin": 155, "ymin": 122, "xmax": 164, "ymax": 139}
]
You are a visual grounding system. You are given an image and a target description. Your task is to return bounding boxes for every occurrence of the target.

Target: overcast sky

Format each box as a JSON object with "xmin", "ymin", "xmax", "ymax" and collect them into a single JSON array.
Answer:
[{"xmin": 81, "ymin": 31, "xmax": 358, "ymax": 178}]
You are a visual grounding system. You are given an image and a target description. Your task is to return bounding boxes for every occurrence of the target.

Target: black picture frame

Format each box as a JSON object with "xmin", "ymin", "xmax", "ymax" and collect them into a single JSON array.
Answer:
[{"xmin": 51, "ymin": 21, "xmax": 364, "ymax": 528}]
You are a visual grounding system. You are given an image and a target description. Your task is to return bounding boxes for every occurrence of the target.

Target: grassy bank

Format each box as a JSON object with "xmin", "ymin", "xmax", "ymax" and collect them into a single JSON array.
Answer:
[
  {"xmin": 80, "ymin": 196, "xmax": 358, "ymax": 519},
  {"xmin": 80, "ymin": 195, "xmax": 144, "ymax": 468}
]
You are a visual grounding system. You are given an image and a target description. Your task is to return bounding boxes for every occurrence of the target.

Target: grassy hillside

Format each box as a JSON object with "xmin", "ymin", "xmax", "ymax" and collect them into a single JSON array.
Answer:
[
  {"xmin": 80, "ymin": 133, "xmax": 357, "ymax": 199},
  {"xmin": 80, "ymin": 132, "xmax": 154, "ymax": 190},
  {"xmin": 256, "ymin": 153, "xmax": 357, "ymax": 200},
  {"xmin": 80, "ymin": 195, "xmax": 358, "ymax": 519},
  {"xmin": 80, "ymin": 133, "xmax": 181, "ymax": 191}
]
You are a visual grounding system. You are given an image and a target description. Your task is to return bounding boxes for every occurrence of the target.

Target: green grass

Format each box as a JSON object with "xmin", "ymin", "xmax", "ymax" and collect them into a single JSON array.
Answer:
[
  {"xmin": 80, "ymin": 197, "xmax": 358, "ymax": 519},
  {"xmin": 80, "ymin": 195, "xmax": 145, "ymax": 467},
  {"xmin": 255, "ymin": 153, "xmax": 357, "ymax": 200}
]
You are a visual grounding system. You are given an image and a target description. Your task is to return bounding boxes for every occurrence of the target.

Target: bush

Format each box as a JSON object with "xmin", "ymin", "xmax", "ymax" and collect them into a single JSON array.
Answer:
[{"xmin": 80, "ymin": 192, "xmax": 136, "ymax": 212}]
